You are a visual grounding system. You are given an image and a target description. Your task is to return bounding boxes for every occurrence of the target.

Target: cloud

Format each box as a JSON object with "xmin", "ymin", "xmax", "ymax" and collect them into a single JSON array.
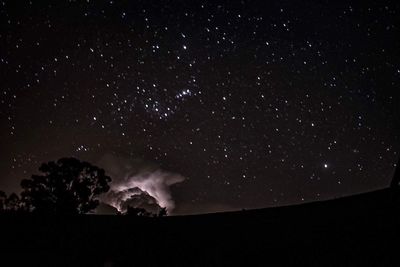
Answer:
[{"xmin": 97, "ymin": 154, "xmax": 185, "ymax": 214}]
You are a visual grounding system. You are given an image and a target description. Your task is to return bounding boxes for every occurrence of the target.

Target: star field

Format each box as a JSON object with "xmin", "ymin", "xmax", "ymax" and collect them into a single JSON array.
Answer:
[{"xmin": 0, "ymin": 0, "xmax": 399, "ymax": 214}]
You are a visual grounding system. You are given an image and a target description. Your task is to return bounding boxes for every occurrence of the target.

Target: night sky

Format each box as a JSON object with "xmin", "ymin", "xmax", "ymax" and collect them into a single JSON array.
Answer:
[{"xmin": 0, "ymin": 0, "xmax": 399, "ymax": 214}]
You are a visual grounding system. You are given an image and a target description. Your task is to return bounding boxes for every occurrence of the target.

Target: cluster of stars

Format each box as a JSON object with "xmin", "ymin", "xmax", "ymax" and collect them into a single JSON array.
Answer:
[{"xmin": 0, "ymin": 0, "xmax": 399, "ymax": 213}]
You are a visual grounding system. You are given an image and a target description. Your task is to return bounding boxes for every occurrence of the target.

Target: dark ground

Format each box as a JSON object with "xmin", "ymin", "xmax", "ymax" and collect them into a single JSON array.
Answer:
[
  {"xmin": 0, "ymin": 188, "xmax": 399, "ymax": 266},
  {"xmin": 1, "ymin": 163, "xmax": 400, "ymax": 266}
]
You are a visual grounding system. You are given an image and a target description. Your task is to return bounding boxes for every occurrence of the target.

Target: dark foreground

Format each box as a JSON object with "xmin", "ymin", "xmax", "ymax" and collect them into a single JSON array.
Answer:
[{"xmin": 0, "ymin": 187, "xmax": 399, "ymax": 266}]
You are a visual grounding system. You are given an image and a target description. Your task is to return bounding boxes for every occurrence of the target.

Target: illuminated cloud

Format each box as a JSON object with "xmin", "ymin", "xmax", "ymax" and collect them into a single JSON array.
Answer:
[{"xmin": 98, "ymin": 154, "xmax": 185, "ymax": 213}]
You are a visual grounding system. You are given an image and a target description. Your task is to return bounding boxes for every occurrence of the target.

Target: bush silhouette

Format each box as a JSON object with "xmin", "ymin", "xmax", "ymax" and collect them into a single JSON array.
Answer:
[
  {"xmin": 125, "ymin": 206, "xmax": 151, "ymax": 217},
  {"xmin": 158, "ymin": 207, "xmax": 167, "ymax": 217},
  {"xmin": 124, "ymin": 206, "xmax": 168, "ymax": 217},
  {"xmin": 5, "ymin": 193, "xmax": 22, "ymax": 211},
  {"xmin": 20, "ymin": 157, "xmax": 111, "ymax": 214},
  {"xmin": 0, "ymin": 191, "xmax": 24, "ymax": 213}
]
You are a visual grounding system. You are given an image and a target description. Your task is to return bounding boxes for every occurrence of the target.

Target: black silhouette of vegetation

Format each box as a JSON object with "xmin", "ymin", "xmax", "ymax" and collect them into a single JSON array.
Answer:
[
  {"xmin": 20, "ymin": 157, "xmax": 111, "ymax": 214},
  {"xmin": 124, "ymin": 206, "xmax": 168, "ymax": 217},
  {"xmin": 0, "ymin": 157, "xmax": 165, "ymax": 217},
  {"xmin": 5, "ymin": 193, "xmax": 22, "ymax": 212},
  {"xmin": 0, "ymin": 191, "xmax": 23, "ymax": 213},
  {"xmin": 0, "ymin": 158, "xmax": 112, "ymax": 214},
  {"xmin": 126, "ymin": 206, "xmax": 152, "ymax": 217},
  {"xmin": 158, "ymin": 207, "xmax": 167, "ymax": 217}
]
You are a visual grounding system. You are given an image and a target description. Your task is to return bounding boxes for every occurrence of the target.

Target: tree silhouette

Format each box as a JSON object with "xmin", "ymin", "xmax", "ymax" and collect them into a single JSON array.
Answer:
[
  {"xmin": 158, "ymin": 207, "xmax": 167, "ymax": 217},
  {"xmin": 0, "ymin": 191, "xmax": 23, "ymax": 213},
  {"xmin": 125, "ymin": 206, "xmax": 151, "ymax": 217},
  {"xmin": 6, "ymin": 193, "xmax": 22, "ymax": 211},
  {"xmin": 124, "ymin": 206, "xmax": 168, "ymax": 217},
  {"xmin": 20, "ymin": 157, "xmax": 111, "ymax": 214}
]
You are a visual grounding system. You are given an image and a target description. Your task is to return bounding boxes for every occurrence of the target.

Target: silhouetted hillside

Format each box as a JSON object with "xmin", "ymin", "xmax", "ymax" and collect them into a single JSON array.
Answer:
[{"xmin": 1, "ymin": 184, "xmax": 399, "ymax": 266}]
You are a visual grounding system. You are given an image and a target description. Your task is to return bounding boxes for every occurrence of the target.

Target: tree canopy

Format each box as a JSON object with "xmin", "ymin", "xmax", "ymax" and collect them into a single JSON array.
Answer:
[{"xmin": 20, "ymin": 157, "xmax": 111, "ymax": 214}]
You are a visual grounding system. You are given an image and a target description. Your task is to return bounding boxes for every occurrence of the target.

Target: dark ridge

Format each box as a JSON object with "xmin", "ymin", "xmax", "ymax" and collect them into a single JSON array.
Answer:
[{"xmin": 0, "ymin": 160, "xmax": 399, "ymax": 266}]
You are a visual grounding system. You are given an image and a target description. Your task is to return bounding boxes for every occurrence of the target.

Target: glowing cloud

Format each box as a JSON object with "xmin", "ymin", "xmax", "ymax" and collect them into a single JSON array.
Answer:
[{"xmin": 98, "ymin": 154, "xmax": 185, "ymax": 213}]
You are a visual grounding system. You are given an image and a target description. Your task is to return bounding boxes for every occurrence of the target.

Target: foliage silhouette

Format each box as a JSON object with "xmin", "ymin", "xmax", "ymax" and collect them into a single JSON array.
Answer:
[
  {"xmin": 158, "ymin": 207, "xmax": 167, "ymax": 217},
  {"xmin": 20, "ymin": 157, "xmax": 111, "ymax": 214},
  {"xmin": 0, "ymin": 191, "xmax": 23, "ymax": 213},
  {"xmin": 124, "ymin": 206, "xmax": 168, "ymax": 217},
  {"xmin": 125, "ymin": 206, "xmax": 151, "ymax": 217},
  {"xmin": 6, "ymin": 193, "xmax": 22, "ymax": 211}
]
